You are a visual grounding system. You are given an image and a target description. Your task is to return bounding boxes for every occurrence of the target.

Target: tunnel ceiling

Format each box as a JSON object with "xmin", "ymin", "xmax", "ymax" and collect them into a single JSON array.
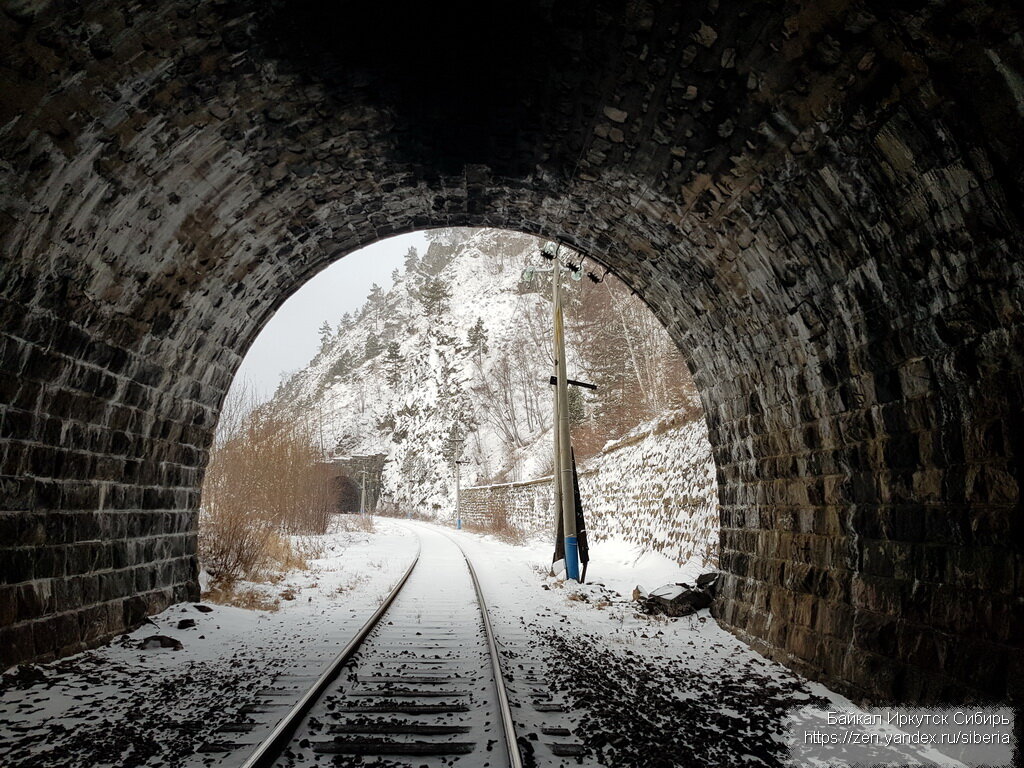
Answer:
[{"xmin": 1, "ymin": 0, "xmax": 1022, "ymax": 705}]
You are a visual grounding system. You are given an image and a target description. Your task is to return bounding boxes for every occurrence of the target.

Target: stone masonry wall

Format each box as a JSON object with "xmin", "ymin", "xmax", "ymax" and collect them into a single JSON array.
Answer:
[
  {"xmin": 457, "ymin": 477, "xmax": 552, "ymax": 536},
  {"xmin": 0, "ymin": 0, "xmax": 1021, "ymax": 707},
  {"xmin": 459, "ymin": 409, "xmax": 719, "ymax": 568}
]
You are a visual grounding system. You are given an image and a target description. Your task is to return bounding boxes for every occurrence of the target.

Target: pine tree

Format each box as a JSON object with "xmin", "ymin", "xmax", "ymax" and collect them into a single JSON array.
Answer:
[
  {"xmin": 403, "ymin": 246, "xmax": 420, "ymax": 273},
  {"xmin": 362, "ymin": 283, "xmax": 386, "ymax": 332},
  {"xmin": 327, "ymin": 349, "xmax": 353, "ymax": 380},
  {"xmin": 417, "ymin": 277, "xmax": 451, "ymax": 316},
  {"xmin": 364, "ymin": 333, "xmax": 381, "ymax": 360},
  {"xmin": 383, "ymin": 341, "xmax": 403, "ymax": 386},
  {"xmin": 467, "ymin": 317, "xmax": 489, "ymax": 358},
  {"xmin": 317, "ymin": 320, "xmax": 333, "ymax": 352}
]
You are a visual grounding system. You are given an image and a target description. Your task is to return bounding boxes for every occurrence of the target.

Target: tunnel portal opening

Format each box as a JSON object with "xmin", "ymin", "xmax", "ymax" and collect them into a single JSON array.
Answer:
[
  {"xmin": 0, "ymin": 0, "xmax": 1021, "ymax": 709},
  {"xmin": 195, "ymin": 228, "xmax": 720, "ymax": 595}
]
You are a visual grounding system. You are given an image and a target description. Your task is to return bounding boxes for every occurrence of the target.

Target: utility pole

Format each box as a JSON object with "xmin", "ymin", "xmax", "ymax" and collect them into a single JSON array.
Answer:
[
  {"xmin": 522, "ymin": 249, "xmax": 588, "ymax": 582},
  {"xmin": 552, "ymin": 261, "xmax": 580, "ymax": 582},
  {"xmin": 455, "ymin": 462, "xmax": 461, "ymax": 530},
  {"xmin": 551, "ymin": 354, "xmax": 563, "ymax": 564}
]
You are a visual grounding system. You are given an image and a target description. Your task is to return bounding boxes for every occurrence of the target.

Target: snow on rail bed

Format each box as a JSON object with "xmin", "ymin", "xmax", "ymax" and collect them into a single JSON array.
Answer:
[
  {"xmin": 2, "ymin": 519, "xmax": 961, "ymax": 768},
  {"xmin": 0, "ymin": 519, "xmax": 417, "ymax": 768},
  {"xmin": 417, "ymin": 521, "xmax": 964, "ymax": 768}
]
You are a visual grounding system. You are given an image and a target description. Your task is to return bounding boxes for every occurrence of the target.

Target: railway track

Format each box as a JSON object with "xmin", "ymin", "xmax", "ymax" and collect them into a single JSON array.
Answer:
[{"xmin": 234, "ymin": 525, "xmax": 527, "ymax": 768}]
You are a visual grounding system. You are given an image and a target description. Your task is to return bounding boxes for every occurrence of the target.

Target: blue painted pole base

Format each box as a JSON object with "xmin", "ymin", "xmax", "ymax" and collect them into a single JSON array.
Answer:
[
  {"xmin": 456, "ymin": 518, "xmax": 462, "ymax": 530},
  {"xmin": 565, "ymin": 535, "xmax": 580, "ymax": 581}
]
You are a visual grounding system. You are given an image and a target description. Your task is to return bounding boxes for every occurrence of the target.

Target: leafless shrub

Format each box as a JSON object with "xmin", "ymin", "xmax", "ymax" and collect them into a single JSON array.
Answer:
[
  {"xmin": 329, "ymin": 512, "xmax": 377, "ymax": 533},
  {"xmin": 373, "ymin": 499, "xmax": 403, "ymax": 518},
  {"xmin": 200, "ymin": 387, "xmax": 334, "ymax": 585},
  {"xmin": 373, "ymin": 499, "xmax": 420, "ymax": 523}
]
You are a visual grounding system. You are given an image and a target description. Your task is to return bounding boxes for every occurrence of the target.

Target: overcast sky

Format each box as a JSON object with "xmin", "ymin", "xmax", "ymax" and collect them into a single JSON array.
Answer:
[{"xmin": 232, "ymin": 231, "xmax": 429, "ymax": 402}]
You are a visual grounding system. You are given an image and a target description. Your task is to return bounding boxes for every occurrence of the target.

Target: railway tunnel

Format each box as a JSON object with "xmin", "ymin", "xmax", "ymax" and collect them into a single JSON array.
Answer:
[{"xmin": 0, "ymin": 0, "xmax": 1022, "ymax": 711}]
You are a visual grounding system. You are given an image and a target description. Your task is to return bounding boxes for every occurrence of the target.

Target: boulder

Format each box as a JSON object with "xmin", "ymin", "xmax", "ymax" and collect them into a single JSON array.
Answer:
[
  {"xmin": 638, "ymin": 582, "xmax": 713, "ymax": 617},
  {"xmin": 695, "ymin": 572, "xmax": 720, "ymax": 594},
  {"xmin": 650, "ymin": 583, "xmax": 688, "ymax": 599},
  {"xmin": 139, "ymin": 635, "xmax": 183, "ymax": 651}
]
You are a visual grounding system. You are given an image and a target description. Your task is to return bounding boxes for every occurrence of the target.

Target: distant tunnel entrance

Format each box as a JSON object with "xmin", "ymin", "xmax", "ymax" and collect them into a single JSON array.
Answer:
[
  {"xmin": 333, "ymin": 476, "xmax": 360, "ymax": 515},
  {"xmin": 0, "ymin": 0, "xmax": 1021, "ymax": 707},
  {"xmin": 325, "ymin": 455, "xmax": 385, "ymax": 515}
]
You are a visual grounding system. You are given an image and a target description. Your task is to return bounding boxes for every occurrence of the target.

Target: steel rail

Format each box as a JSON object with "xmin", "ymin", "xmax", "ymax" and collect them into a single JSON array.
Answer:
[
  {"xmin": 439, "ymin": 528, "xmax": 525, "ymax": 768},
  {"xmin": 238, "ymin": 537, "xmax": 422, "ymax": 768}
]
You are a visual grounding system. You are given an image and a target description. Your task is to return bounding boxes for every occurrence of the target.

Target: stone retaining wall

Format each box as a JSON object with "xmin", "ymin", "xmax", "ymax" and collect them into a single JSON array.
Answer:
[{"xmin": 458, "ymin": 409, "xmax": 718, "ymax": 567}]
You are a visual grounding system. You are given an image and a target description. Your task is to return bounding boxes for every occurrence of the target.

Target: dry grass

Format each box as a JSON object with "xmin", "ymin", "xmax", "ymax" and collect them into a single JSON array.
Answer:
[
  {"xmin": 465, "ymin": 494, "xmax": 526, "ymax": 545},
  {"xmin": 200, "ymin": 389, "xmax": 334, "ymax": 586},
  {"xmin": 341, "ymin": 513, "xmax": 376, "ymax": 533},
  {"xmin": 202, "ymin": 582, "xmax": 281, "ymax": 612},
  {"xmin": 263, "ymin": 533, "xmax": 310, "ymax": 574}
]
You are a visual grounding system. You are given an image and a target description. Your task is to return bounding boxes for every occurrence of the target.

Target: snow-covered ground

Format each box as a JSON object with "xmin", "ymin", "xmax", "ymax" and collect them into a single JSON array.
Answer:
[
  {"xmin": 1, "ymin": 519, "xmax": 966, "ymax": 768},
  {"xmin": 0, "ymin": 520, "xmax": 418, "ymax": 768},
  {"xmin": 410, "ymin": 521, "xmax": 967, "ymax": 768}
]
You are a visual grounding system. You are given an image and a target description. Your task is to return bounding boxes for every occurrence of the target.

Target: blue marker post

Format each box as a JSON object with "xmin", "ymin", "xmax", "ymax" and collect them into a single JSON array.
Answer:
[{"xmin": 564, "ymin": 535, "xmax": 579, "ymax": 580}]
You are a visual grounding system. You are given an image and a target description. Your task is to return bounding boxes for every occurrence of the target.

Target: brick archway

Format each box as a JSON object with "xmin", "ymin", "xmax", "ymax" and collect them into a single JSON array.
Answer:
[{"xmin": 1, "ymin": 0, "xmax": 1021, "ymax": 705}]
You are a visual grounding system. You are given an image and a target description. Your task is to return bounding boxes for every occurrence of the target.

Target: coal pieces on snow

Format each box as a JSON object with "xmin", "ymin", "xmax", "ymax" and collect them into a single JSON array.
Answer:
[{"xmin": 633, "ymin": 572, "xmax": 718, "ymax": 617}]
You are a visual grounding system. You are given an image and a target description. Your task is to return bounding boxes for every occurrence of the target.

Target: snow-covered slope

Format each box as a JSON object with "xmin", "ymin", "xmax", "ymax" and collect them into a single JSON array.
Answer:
[
  {"xmin": 271, "ymin": 227, "xmax": 706, "ymax": 523},
  {"xmin": 271, "ymin": 229, "xmax": 557, "ymax": 514}
]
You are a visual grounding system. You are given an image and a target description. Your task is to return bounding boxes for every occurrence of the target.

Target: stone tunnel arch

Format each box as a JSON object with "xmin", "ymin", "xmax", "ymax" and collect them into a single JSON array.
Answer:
[
  {"xmin": 1, "ymin": 0, "xmax": 1021, "ymax": 709},
  {"xmin": 322, "ymin": 454, "xmax": 386, "ymax": 514}
]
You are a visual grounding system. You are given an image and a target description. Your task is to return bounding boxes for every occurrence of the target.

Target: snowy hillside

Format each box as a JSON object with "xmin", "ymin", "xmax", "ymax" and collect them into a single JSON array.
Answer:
[
  {"xmin": 270, "ymin": 228, "xmax": 697, "ymax": 517},
  {"xmin": 270, "ymin": 229, "xmax": 550, "ymax": 513}
]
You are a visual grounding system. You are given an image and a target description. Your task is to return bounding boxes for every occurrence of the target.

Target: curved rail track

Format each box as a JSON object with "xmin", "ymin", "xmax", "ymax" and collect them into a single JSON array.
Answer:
[{"xmin": 237, "ymin": 525, "xmax": 524, "ymax": 768}]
